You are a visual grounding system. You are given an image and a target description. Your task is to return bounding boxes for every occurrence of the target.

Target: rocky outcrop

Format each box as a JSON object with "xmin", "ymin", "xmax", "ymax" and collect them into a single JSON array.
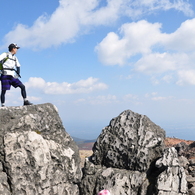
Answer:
[
  {"xmin": 0, "ymin": 103, "xmax": 82, "ymax": 195},
  {"xmin": 174, "ymin": 142, "xmax": 195, "ymax": 195},
  {"xmin": 0, "ymin": 104, "xmax": 193, "ymax": 195},
  {"xmin": 80, "ymin": 110, "xmax": 188, "ymax": 195},
  {"xmin": 91, "ymin": 110, "xmax": 165, "ymax": 171}
]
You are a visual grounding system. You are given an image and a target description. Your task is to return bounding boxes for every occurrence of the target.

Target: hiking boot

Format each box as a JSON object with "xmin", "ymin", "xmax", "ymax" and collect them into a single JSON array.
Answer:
[{"xmin": 24, "ymin": 100, "xmax": 33, "ymax": 106}]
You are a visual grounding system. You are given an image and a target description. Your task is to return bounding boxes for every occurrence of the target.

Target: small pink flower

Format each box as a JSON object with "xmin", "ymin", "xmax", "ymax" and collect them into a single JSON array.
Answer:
[{"xmin": 98, "ymin": 189, "xmax": 111, "ymax": 195}]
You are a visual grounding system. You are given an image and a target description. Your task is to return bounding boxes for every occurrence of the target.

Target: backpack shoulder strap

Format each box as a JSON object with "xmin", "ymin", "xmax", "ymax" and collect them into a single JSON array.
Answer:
[
  {"xmin": 6, "ymin": 52, "xmax": 16, "ymax": 61},
  {"xmin": 3, "ymin": 52, "xmax": 9, "ymax": 62}
]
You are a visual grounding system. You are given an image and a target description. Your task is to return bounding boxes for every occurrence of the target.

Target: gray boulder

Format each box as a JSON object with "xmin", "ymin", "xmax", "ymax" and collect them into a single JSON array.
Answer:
[
  {"xmin": 0, "ymin": 103, "xmax": 82, "ymax": 195},
  {"xmin": 80, "ymin": 110, "xmax": 188, "ymax": 195},
  {"xmin": 91, "ymin": 110, "xmax": 165, "ymax": 171}
]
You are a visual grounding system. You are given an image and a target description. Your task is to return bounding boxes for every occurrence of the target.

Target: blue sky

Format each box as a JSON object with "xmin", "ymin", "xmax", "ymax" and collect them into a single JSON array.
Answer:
[{"xmin": 1, "ymin": 0, "xmax": 195, "ymax": 140}]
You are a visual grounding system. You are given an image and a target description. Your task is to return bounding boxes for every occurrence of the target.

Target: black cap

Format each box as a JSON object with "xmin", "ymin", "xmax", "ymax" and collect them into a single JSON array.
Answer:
[{"xmin": 8, "ymin": 43, "xmax": 20, "ymax": 51}]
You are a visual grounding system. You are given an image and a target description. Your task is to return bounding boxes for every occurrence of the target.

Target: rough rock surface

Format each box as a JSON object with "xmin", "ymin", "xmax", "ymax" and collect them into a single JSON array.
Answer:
[
  {"xmin": 80, "ymin": 110, "xmax": 188, "ymax": 195},
  {"xmin": 155, "ymin": 147, "xmax": 188, "ymax": 195},
  {"xmin": 91, "ymin": 110, "xmax": 165, "ymax": 171},
  {"xmin": 174, "ymin": 141, "xmax": 195, "ymax": 195},
  {"xmin": 0, "ymin": 103, "xmax": 82, "ymax": 195},
  {"xmin": 0, "ymin": 104, "xmax": 193, "ymax": 195}
]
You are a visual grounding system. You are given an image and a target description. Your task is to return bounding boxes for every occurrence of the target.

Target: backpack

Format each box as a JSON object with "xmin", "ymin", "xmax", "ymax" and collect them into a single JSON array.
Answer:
[{"xmin": 0, "ymin": 53, "xmax": 9, "ymax": 71}]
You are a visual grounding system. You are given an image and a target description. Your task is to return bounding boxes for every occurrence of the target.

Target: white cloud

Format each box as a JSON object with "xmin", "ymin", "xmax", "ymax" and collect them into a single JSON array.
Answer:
[
  {"xmin": 163, "ymin": 18, "xmax": 195, "ymax": 51},
  {"xmin": 74, "ymin": 95, "xmax": 118, "ymax": 105},
  {"xmin": 177, "ymin": 70, "xmax": 195, "ymax": 85},
  {"xmin": 122, "ymin": 0, "xmax": 193, "ymax": 18},
  {"xmin": 95, "ymin": 32, "xmax": 128, "ymax": 65},
  {"xmin": 1, "ymin": 0, "xmax": 193, "ymax": 49},
  {"xmin": 27, "ymin": 96, "xmax": 42, "ymax": 102},
  {"xmin": 95, "ymin": 20, "xmax": 164, "ymax": 65},
  {"xmin": 96, "ymin": 17, "xmax": 195, "ymax": 85},
  {"xmin": 152, "ymin": 96, "xmax": 168, "ymax": 101},
  {"xmin": 88, "ymin": 95, "xmax": 118, "ymax": 104},
  {"xmin": 123, "ymin": 94, "xmax": 142, "ymax": 105},
  {"xmin": 123, "ymin": 94, "xmax": 138, "ymax": 100},
  {"xmin": 96, "ymin": 19, "xmax": 195, "ymax": 68},
  {"xmin": 162, "ymin": 74, "xmax": 173, "ymax": 83},
  {"xmin": 145, "ymin": 92, "xmax": 174, "ymax": 101},
  {"xmin": 150, "ymin": 76, "xmax": 160, "ymax": 85},
  {"xmin": 25, "ymin": 77, "xmax": 108, "ymax": 94},
  {"xmin": 134, "ymin": 52, "xmax": 191, "ymax": 74}
]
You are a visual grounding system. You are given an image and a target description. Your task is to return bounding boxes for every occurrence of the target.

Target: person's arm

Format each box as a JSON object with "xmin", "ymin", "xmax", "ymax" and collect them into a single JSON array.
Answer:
[
  {"xmin": 16, "ymin": 67, "xmax": 20, "ymax": 74},
  {"xmin": 15, "ymin": 57, "xmax": 21, "ymax": 68},
  {"xmin": 15, "ymin": 57, "xmax": 21, "ymax": 77}
]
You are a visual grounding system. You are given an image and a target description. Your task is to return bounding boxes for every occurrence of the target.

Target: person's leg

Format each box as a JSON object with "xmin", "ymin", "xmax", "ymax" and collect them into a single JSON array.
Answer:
[
  {"xmin": 18, "ymin": 83, "xmax": 27, "ymax": 99},
  {"xmin": 1, "ymin": 90, "xmax": 6, "ymax": 107},
  {"xmin": 18, "ymin": 84, "xmax": 33, "ymax": 105},
  {"xmin": 11, "ymin": 77, "xmax": 32, "ymax": 106},
  {"xmin": 1, "ymin": 75, "xmax": 11, "ymax": 107}
]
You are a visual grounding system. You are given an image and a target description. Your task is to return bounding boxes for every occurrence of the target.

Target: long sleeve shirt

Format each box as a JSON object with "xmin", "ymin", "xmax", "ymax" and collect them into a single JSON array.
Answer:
[{"xmin": 0, "ymin": 52, "xmax": 21, "ymax": 77}]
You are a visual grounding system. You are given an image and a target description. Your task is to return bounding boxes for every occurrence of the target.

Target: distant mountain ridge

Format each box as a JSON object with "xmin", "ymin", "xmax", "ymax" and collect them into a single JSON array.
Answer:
[
  {"xmin": 72, "ymin": 136, "xmax": 96, "ymax": 144},
  {"xmin": 72, "ymin": 137, "xmax": 96, "ymax": 150},
  {"xmin": 73, "ymin": 136, "xmax": 194, "ymax": 150}
]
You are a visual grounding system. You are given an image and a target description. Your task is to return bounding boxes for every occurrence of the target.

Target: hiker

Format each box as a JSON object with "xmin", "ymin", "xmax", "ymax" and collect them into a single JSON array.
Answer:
[{"xmin": 0, "ymin": 43, "xmax": 32, "ymax": 107}]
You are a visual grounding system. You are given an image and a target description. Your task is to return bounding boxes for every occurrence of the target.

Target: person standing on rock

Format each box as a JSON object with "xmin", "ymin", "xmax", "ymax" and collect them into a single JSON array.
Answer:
[{"xmin": 0, "ymin": 43, "xmax": 33, "ymax": 107}]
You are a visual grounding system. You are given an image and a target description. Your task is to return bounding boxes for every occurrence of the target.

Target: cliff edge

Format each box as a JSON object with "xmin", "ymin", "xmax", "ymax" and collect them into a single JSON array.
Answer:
[{"xmin": 0, "ymin": 103, "xmax": 82, "ymax": 195}]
